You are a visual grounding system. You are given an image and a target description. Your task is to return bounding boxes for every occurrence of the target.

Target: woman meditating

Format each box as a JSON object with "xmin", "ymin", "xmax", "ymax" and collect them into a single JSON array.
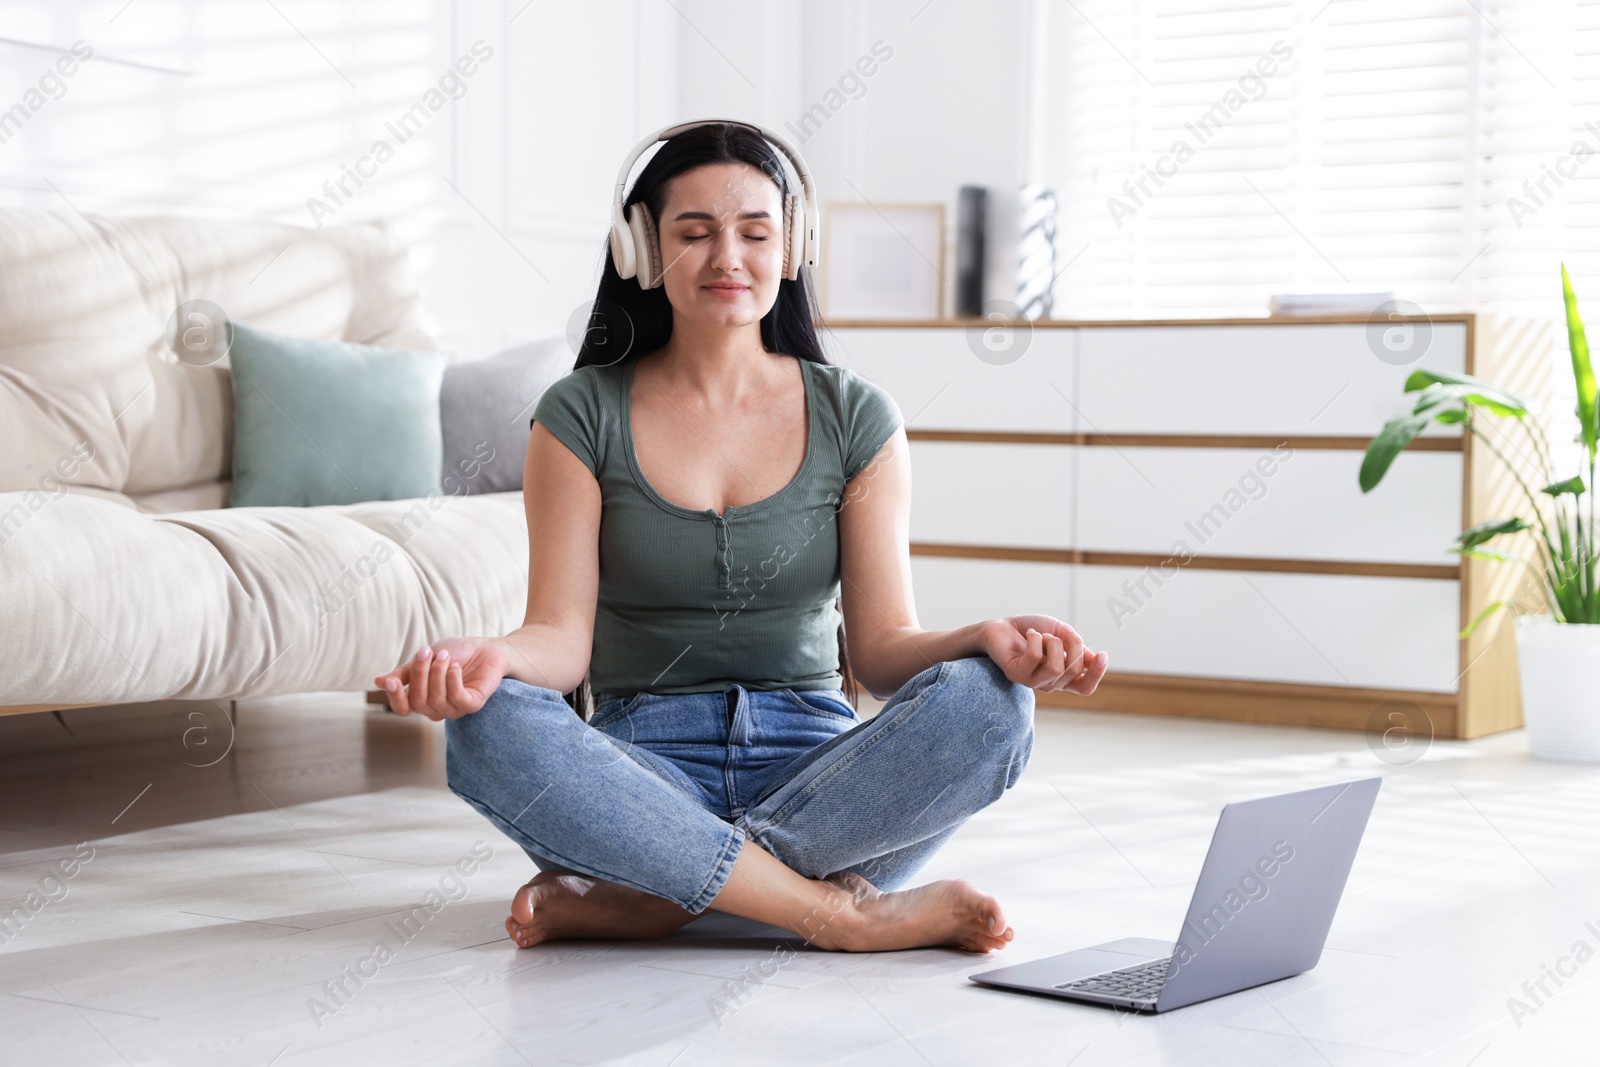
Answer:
[{"xmin": 374, "ymin": 120, "xmax": 1109, "ymax": 954}]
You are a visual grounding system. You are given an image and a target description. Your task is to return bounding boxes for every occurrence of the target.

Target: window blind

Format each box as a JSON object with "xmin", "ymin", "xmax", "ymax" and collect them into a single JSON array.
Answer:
[{"xmin": 1043, "ymin": 0, "xmax": 1600, "ymax": 322}]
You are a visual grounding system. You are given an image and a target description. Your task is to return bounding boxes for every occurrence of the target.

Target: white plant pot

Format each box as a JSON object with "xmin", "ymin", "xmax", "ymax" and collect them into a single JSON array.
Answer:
[{"xmin": 1514, "ymin": 614, "xmax": 1600, "ymax": 763}]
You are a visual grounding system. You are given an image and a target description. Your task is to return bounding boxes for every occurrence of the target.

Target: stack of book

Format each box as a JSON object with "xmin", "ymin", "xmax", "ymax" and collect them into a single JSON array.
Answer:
[{"xmin": 1268, "ymin": 290, "xmax": 1396, "ymax": 316}]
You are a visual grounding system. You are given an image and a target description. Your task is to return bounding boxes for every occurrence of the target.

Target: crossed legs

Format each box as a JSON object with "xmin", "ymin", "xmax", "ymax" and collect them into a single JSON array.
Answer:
[{"xmin": 445, "ymin": 656, "xmax": 1035, "ymax": 952}]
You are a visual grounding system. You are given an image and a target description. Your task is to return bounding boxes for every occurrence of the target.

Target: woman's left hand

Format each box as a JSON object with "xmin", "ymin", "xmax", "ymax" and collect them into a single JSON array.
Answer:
[{"xmin": 981, "ymin": 615, "xmax": 1108, "ymax": 695}]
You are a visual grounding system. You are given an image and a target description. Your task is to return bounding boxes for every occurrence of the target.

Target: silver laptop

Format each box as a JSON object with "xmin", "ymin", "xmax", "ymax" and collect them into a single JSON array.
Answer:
[{"xmin": 969, "ymin": 776, "xmax": 1381, "ymax": 1013}]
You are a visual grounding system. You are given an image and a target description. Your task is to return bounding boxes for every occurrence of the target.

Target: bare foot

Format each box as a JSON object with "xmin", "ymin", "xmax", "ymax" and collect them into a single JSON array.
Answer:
[
  {"xmin": 812, "ymin": 871, "xmax": 1014, "ymax": 953},
  {"xmin": 505, "ymin": 870, "xmax": 697, "ymax": 948}
]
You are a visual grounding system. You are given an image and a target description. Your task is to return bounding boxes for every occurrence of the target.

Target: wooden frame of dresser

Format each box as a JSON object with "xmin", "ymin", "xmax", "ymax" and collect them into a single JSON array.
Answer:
[{"xmin": 825, "ymin": 313, "xmax": 1554, "ymax": 740}]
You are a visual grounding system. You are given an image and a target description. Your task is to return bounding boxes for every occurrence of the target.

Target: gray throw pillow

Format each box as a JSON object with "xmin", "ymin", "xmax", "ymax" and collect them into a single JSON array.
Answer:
[{"xmin": 440, "ymin": 337, "xmax": 572, "ymax": 494}]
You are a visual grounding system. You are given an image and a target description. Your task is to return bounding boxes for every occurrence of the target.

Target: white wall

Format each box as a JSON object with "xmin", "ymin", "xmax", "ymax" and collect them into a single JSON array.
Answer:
[
  {"xmin": 0, "ymin": 0, "xmax": 1038, "ymax": 359},
  {"xmin": 787, "ymin": 0, "xmax": 1037, "ymax": 314}
]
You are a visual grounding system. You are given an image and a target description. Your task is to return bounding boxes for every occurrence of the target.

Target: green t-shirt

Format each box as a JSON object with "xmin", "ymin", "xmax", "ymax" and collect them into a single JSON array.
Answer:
[{"xmin": 531, "ymin": 354, "xmax": 903, "ymax": 696}]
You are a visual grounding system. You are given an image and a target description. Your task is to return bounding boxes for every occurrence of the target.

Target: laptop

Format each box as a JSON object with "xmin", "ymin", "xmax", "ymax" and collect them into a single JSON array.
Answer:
[{"xmin": 969, "ymin": 776, "xmax": 1381, "ymax": 1013}]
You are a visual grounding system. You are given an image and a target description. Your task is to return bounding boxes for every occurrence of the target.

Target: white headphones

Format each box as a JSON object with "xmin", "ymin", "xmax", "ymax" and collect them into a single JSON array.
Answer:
[{"xmin": 609, "ymin": 118, "xmax": 820, "ymax": 290}]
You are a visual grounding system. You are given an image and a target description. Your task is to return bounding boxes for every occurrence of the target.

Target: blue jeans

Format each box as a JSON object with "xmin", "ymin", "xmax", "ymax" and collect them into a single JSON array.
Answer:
[{"xmin": 444, "ymin": 656, "xmax": 1034, "ymax": 914}]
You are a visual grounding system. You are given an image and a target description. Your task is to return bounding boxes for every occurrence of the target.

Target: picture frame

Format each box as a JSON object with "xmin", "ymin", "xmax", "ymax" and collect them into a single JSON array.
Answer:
[{"xmin": 820, "ymin": 201, "xmax": 946, "ymax": 321}]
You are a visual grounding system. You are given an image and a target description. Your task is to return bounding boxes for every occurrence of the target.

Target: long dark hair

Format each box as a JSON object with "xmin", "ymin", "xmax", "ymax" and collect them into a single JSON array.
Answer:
[{"xmin": 563, "ymin": 121, "xmax": 859, "ymax": 721}]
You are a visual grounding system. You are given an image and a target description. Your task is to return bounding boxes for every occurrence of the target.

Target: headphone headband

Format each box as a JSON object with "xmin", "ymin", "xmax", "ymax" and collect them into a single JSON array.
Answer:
[{"xmin": 609, "ymin": 117, "xmax": 820, "ymax": 278}]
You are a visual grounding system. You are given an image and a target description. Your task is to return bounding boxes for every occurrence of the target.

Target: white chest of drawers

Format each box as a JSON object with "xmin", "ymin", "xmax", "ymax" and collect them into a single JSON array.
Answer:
[{"xmin": 822, "ymin": 315, "xmax": 1555, "ymax": 739}]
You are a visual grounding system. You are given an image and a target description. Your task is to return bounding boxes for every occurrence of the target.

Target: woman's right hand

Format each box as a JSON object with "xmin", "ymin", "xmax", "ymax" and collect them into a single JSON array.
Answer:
[{"xmin": 373, "ymin": 636, "xmax": 510, "ymax": 720}]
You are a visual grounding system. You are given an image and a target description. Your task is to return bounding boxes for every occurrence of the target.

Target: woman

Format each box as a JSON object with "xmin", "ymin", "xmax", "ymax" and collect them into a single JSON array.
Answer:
[{"xmin": 374, "ymin": 122, "xmax": 1109, "ymax": 954}]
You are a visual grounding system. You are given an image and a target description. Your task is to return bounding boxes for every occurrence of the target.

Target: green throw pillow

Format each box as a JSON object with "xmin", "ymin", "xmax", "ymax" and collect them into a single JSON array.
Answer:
[{"xmin": 228, "ymin": 323, "xmax": 446, "ymax": 507}]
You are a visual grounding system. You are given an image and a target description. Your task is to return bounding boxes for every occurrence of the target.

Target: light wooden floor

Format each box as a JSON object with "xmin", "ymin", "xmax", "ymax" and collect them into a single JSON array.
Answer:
[{"xmin": 1, "ymin": 692, "xmax": 1596, "ymax": 1066}]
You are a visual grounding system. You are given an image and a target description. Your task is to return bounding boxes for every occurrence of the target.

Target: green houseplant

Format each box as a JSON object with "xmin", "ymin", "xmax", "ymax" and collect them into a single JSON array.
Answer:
[{"xmin": 1360, "ymin": 265, "xmax": 1599, "ymax": 761}]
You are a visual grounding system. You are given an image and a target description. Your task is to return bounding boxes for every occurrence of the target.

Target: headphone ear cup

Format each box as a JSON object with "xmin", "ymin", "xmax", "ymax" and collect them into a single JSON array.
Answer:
[
  {"xmin": 782, "ymin": 192, "xmax": 803, "ymax": 280},
  {"xmin": 610, "ymin": 214, "xmax": 636, "ymax": 280},
  {"xmin": 627, "ymin": 202, "xmax": 662, "ymax": 288}
]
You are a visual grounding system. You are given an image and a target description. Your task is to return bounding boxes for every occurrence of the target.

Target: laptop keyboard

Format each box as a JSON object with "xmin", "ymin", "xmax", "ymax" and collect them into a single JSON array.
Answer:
[{"xmin": 1054, "ymin": 957, "xmax": 1172, "ymax": 1002}]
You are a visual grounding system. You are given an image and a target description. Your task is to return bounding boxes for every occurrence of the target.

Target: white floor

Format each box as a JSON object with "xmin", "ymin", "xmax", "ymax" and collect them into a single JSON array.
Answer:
[{"xmin": 2, "ymin": 692, "xmax": 1597, "ymax": 1066}]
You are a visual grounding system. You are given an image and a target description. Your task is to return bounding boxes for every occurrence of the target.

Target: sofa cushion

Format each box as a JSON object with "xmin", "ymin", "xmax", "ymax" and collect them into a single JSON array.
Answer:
[
  {"xmin": 228, "ymin": 324, "xmax": 446, "ymax": 507},
  {"xmin": 0, "ymin": 490, "xmax": 530, "ymax": 706},
  {"xmin": 0, "ymin": 208, "xmax": 435, "ymax": 509},
  {"xmin": 440, "ymin": 337, "xmax": 571, "ymax": 494}
]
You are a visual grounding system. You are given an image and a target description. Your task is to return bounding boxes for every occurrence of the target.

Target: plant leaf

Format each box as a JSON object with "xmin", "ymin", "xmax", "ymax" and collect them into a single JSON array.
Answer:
[
  {"xmin": 1542, "ymin": 475, "xmax": 1586, "ymax": 496},
  {"xmin": 1456, "ymin": 516, "xmax": 1532, "ymax": 550},
  {"xmin": 1409, "ymin": 381, "xmax": 1461, "ymax": 415},
  {"xmin": 1448, "ymin": 546, "xmax": 1521, "ymax": 562},
  {"xmin": 1458, "ymin": 599, "xmax": 1507, "ymax": 639},
  {"xmin": 1469, "ymin": 397, "xmax": 1523, "ymax": 418},
  {"xmin": 1562, "ymin": 264, "xmax": 1597, "ymax": 465},
  {"xmin": 1361, "ymin": 410, "xmax": 1436, "ymax": 492},
  {"xmin": 1434, "ymin": 408, "xmax": 1468, "ymax": 424},
  {"xmin": 1404, "ymin": 368, "xmax": 1529, "ymax": 417}
]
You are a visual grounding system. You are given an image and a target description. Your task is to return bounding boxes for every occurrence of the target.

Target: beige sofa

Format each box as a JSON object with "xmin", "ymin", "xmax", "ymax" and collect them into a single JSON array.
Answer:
[{"xmin": 0, "ymin": 207, "xmax": 529, "ymax": 714}]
